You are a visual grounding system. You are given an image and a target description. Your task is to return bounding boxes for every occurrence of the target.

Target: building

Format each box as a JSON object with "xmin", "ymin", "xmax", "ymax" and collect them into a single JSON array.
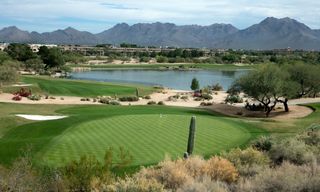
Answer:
[
  {"xmin": 0, "ymin": 43, "xmax": 9, "ymax": 51},
  {"xmin": 29, "ymin": 44, "xmax": 57, "ymax": 52}
]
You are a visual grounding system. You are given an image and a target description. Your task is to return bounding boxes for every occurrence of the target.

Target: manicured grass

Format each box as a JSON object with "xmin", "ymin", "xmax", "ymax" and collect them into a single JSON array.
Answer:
[
  {"xmin": 1, "ymin": 103, "xmax": 319, "ymax": 167},
  {"xmin": 0, "ymin": 104, "xmax": 265, "ymax": 166},
  {"xmin": 19, "ymin": 76, "xmax": 156, "ymax": 97}
]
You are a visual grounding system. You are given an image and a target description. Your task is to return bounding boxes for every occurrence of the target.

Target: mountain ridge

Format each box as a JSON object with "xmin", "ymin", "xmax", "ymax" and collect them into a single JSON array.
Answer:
[{"xmin": 0, "ymin": 17, "xmax": 319, "ymax": 50}]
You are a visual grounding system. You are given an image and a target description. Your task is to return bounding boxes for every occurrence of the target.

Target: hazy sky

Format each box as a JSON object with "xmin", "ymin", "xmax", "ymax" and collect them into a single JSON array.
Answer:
[{"xmin": 0, "ymin": 0, "xmax": 319, "ymax": 33}]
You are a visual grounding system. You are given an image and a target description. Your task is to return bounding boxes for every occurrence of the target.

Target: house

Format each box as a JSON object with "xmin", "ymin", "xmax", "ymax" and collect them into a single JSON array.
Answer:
[{"xmin": 0, "ymin": 43, "xmax": 8, "ymax": 51}]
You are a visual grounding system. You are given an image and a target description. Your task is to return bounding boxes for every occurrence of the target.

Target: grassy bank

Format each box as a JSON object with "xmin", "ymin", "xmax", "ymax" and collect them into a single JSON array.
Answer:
[
  {"xmin": 69, "ymin": 63, "xmax": 256, "ymax": 70},
  {"xmin": 3, "ymin": 76, "xmax": 156, "ymax": 97}
]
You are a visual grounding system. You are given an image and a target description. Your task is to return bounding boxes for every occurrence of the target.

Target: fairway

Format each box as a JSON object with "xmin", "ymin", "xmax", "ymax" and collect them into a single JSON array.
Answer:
[
  {"xmin": 0, "ymin": 104, "xmax": 266, "ymax": 167},
  {"xmin": 18, "ymin": 76, "xmax": 155, "ymax": 97}
]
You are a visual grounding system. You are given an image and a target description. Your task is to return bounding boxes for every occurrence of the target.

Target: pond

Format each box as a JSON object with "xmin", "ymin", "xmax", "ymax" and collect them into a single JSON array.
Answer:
[{"xmin": 70, "ymin": 69, "xmax": 248, "ymax": 90}]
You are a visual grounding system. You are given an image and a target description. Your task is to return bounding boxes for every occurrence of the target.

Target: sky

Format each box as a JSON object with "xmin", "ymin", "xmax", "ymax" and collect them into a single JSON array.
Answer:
[{"xmin": 0, "ymin": 0, "xmax": 319, "ymax": 33}]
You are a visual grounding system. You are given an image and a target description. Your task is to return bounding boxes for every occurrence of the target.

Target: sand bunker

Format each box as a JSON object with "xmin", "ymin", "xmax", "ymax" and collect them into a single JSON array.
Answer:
[{"xmin": 16, "ymin": 114, "xmax": 68, "ymax": 121}]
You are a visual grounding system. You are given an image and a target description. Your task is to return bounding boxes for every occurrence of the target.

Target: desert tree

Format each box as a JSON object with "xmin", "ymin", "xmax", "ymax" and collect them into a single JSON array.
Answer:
[{"xmin": 233, "ymin": 65, "xmax": 288, "ymax": 117}]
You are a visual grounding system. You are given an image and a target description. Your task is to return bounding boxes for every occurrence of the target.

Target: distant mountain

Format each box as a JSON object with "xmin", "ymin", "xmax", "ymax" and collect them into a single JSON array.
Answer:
[
  {"xmin": 0, "ymin": 26, "xmax": 32, "ymax": 43},
  {"xmin": 214, "ymin": 17, "xmax": 320, "ymax": 50},
  {"xmin": 96, "ymin": 22, "xmax": 238, "ymax": 48},
  {"xmin": 0, "ymin": 17, "xmax": 320, "ymax": 50}
]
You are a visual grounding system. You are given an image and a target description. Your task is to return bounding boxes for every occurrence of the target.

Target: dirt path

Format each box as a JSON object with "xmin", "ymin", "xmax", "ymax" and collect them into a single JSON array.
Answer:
[{"xmin": 207, "ymin": 104, "xmax": 314, "ymax": 120}]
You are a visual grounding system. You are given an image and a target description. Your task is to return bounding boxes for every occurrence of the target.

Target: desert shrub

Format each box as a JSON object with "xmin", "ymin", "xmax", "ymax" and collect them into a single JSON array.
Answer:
[
  {"xmin": 211, "ymin": 83, "xmax": 224, "ymax": 91},
  {"xmin": 108, "ymin": 101, "xmax": 120, "ymax": 105},
  {"xmin": 157, "ymin": 101, "xmax": 165, "ymax": 105},
  {"xmin": 12, "ymin": 95, "xmax": 22, "ymax": 101},
  {"xmin": 60, "ymin": 97, "xmax": 64, "ymax": 100},
  {"xmin": 236, "ymin": 162, "xmax": 320, "ymax": 192},
  {"xmin": 80, "ymin": 98, "xmax": 87, "ymax": 102},
  {"xmin": 201, "ymin": 94, "xmax": 213, "ymax": 100},
  {"xmin": 144, "ymin": 95, "xmax": 151, "ymax": 100},
  {"xmin": 28, "ymin": 94, "xmax": 41, "ymax": 101},
  {"xmin": 181, "ymin": 96, "xmax": 188, "ymax": 100},
  {"xmin": 172, "ymin": 94, "xmax": 180, "ymax": 99},
  {"xmin": 297, "ymin": 124, "xmax": 320, "ymax": 146},
  {"xmin": 49, "ymin": 96, "xmax": 56, "ymax": 100},
  {"xmin": 105, "ymin": 177, "xmax": 165, "ymax": 192},
  {"xmin": 119, "ymin": 96, "xmax": 139, "ymax": 102},
  {"xmin": 200, "ymin": 102, "xmax": 213, "ymax": 106},
  {"xmin": 225, "ymin": 94, "xmax": 243, "ymax": 104},
  {"xmin": 251, "ymin": 136, "xmax": 274, "ymax": 152},
  {"xmin": 177, "ymin": 177, "xmax": 230, "ymax": 192},
  {"xmin": 167, "ymin": 96, "xmax": 177, "ymax": 101},
  {"xmin": 147, "ymin": 101, "xmax": 157, "ymax": 105},
  {"xmin": 99, "ymin": 97, "xmax": 110, "ymax": 104},
  {"xmin": 0, "ymin": 153, "xmax": 48, "ymax": 192},
  {"xmin": 62, "ymin": 148, "xmax": 132, "ymax": 192},
  {"xmin": 269, "ymin": 138, "xmax": 314, "ymax": 165},
  {"xmin": 201, "ymin": 157, "xmax": 238, "ymax": 183},
  {"xmin": 194, "ymin": 97, "xmax": 203, "ymax": 101},
  {"xmin": 222, "ymin": 148, "xmax": 270, "ymax": 177},
  {"xmin": 136, "ymin": 159, "xmax": 192, "ymax": 190},
  {"xmin": 14, "ymin": 88, "xmax": 31, "ymax": 97}
]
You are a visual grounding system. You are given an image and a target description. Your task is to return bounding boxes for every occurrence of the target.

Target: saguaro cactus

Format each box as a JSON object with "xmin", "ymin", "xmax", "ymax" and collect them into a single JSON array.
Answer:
[
  {"xmin": 186, "ymin": 116, "xmax": 196, "ymax": 157},
  {"xmin": 136, "ymin": 88, "xmax": 140, "ymax": 98}
]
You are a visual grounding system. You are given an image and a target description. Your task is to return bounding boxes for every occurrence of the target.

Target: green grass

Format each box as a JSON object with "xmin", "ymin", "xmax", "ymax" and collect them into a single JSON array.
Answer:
[
  {"xmin": 10, "ymin": 76, "xmax": 156, "ymax": 97},
  {"xmin": 1, "ymin": 103, "xmax": 319, "ymax": 168},
  {"xmin": 0, "ymin": 104, "xmax": 265, "ymax": 167},
  {"xmin": 69, "ymin": 63, "xmax": 257, "ymax": 70}
]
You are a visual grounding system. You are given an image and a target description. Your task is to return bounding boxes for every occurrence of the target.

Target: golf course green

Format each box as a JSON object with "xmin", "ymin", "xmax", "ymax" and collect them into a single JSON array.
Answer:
[{"xmin": 0, "ymin": 104, "xmax": 265, "ymax": 167}]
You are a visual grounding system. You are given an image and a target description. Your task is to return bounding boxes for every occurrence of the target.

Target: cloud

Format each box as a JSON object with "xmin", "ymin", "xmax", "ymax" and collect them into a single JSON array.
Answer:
[{"xmin": 0, "ymin": 0, "xmax": 319, "ymax": 32}]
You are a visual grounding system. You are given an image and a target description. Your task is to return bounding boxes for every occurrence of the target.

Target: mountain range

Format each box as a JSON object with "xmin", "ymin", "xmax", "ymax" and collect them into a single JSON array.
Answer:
[{"xmin": 1, "ymin": 17, "xmax": 320, "ymax": 50}]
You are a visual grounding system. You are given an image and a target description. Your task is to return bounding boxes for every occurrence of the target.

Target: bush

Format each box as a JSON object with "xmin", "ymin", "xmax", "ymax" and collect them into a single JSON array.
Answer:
[
  {"xmin": 157, "ymin": 101, "xmax": 165, "ymax": 105},
  {"xmin": 252, "ymin": 136, "xmax": 273, "ymax": 152},
  {"xmin": 211, "ymin": 83, "xmax": 223, "ymax": 91},
  {"xmin": 105, "ymin": 177, "xmax": 165, "ymax": 192},
  {"xmin": 200, "ymin": 102, "xmax": 213, "ymax": 106},
  {"xmin": 14, "ymin": 88, "xmax": 31, "ymax": 97},
  {"xmin": 144, "ymin": 95, "xmax": 151, "ymax": 100},
  {"xmin": 28, "ymin": 94, "xmax": 41, "ymax": 101},
  {"xmin": 236, "ymin": 162, "xmax": 320, "ymax": 192},
  {"xmin": 181, "ymin": 96, "xmax": 188, "ymax": 101},
  {"xmin": 99, "ymin": 97, "xmax": 110, "ymax": 104},
  {"xmin": 177, "ymin": 178, "xmax": 229, "ymax": 192},
  {"xmin": 147, "ymin": 101, "xmax": 157, "ymax": 105},
  {"xmin": 297, "ymin": 124, "xmax": 320, "ymax": 146},
  {"xmin": 201, "ymin": 94, "xmax": 213, "ymax": 100},
  {"xmin": 119, "ymin": 96, "xmax": 139, "ymax": 102},
  {"xmin": 269, "ymin": 138, "xmax": 314, "ymax": 165},
  {"xmin": 194, "ymin": 97, "xmax": 203, "ymax": 101},
  {"xmin": 222, "ymin": 148, "xmax": 270, "ymax": 177},
  {"xmin": 225, "ymin": 94, "xmax": 243, "ymax": 104},
  {"xmin": 108, "ymin": 101, "xmax": 120, "ymax": 105},
  {"xmin": 12, "ymin": 95, "xmax": 22, "ymax": 101},
  {"xmin": 201, "ymin": 157, "xmax": 239, "ymax": 183},
  {"xmin": 172, "ymin": 94, "xmax": 180, "ymax": 99}
]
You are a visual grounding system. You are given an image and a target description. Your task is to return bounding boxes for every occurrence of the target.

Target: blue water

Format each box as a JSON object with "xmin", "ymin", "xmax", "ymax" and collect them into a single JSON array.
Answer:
[{"xmin": 71, "ymin": 69, "xmax": 248, "ymax": 90}]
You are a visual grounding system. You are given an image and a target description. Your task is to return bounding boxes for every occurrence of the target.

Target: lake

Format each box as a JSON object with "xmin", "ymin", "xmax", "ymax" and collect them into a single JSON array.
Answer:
[{"xmin": 71, "ymin": 69, "xmax": 248, "ymax": 90}]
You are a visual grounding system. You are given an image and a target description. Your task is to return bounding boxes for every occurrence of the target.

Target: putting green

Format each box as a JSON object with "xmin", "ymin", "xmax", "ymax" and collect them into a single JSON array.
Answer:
[{"xmin": 40, "ymin": 114, "xmax": 252, "ymax": 166}]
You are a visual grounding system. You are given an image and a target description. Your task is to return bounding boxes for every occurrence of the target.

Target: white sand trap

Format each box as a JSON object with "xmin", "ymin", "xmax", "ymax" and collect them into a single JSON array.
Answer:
[
  {"xmin": 12, "ymin": 84, "xmax": 33, "ymax": 87},
  {"xmin": 16, "ymin": 114, "xmax": 68, "ymax": 121}
]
